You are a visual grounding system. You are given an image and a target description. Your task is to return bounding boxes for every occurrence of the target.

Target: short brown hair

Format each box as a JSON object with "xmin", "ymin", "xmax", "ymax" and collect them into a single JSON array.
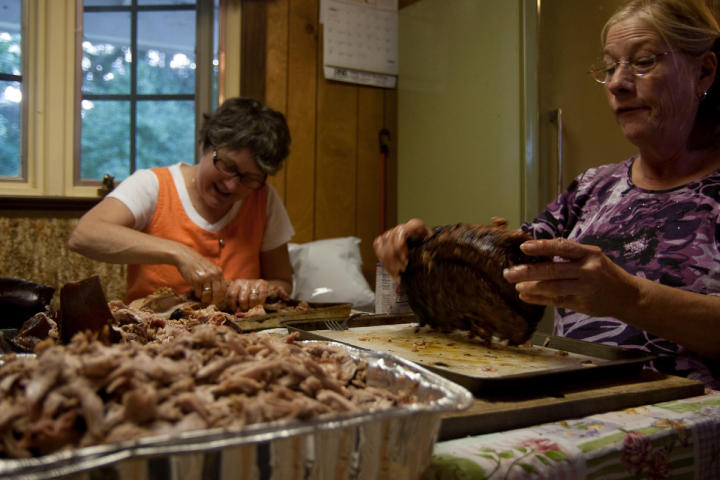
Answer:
[{"xmin": 198, "ymin": 97, "xmax": 291, "ymax": 175}]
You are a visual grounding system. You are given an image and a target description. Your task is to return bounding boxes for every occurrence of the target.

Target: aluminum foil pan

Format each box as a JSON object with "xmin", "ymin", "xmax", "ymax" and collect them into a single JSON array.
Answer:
[{"xmin": 0, "ymin": 341, "xmax": 472, "ymax": 480}]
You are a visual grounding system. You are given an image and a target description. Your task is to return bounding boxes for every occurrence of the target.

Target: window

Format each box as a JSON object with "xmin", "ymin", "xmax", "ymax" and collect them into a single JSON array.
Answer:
[
  {"xmin": 0, "ymin": 0, "xmax": 23, "ymax": 180},
  {"xmin": 0, "ymin": 0, "xmax": 239, "ymax": 198},
  {"xmin": 80, "ymin": 0, "xmax": 218, "ymax": 184}
]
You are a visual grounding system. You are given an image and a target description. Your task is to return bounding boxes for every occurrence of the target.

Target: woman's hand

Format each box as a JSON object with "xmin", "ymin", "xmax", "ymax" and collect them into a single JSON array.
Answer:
[
  {"xmin": 373, "ymin": 218, "xmax": 432, "ymax": 282},
  {"xmin": 502, "ymin": 238, "xmax": 640, "ymax": 318},
  {"xmin": 226, "ymin": 279, "xmax": 290, "ymax": 312},
  {"xmin": 68, "ymin": 197, "xmax": 228, "ymax": 306},
  {"xmin": 175, "ymin": 246, "xmax": 226, "ymax": 306}
]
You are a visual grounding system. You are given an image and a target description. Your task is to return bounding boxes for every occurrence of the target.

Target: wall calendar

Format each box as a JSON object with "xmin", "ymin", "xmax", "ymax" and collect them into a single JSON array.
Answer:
[{"xmin": 321, "ymin": 0, "xmax": 398, "ymax": 88}]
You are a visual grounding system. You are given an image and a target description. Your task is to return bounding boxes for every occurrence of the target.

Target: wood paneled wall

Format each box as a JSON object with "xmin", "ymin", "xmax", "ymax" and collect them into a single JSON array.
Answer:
[{"xmin": 241, "ymin": 0, "xmax": 398, "ymax": 287}]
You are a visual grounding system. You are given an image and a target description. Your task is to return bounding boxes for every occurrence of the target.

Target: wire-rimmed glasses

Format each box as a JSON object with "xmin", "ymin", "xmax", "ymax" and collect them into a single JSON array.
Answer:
[
  {"xmin": 589, "ymin": 51, "xmax": 672, "ymax": 84},
  {"xmin": 212, "ymin": 150, "xmax": 267, "ymax": 190}
]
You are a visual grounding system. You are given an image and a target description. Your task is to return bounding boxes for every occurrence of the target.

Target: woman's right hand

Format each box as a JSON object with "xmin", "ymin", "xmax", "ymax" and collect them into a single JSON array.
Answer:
[
  {"xmin": 373, "ymin": 218, "xmax": 431, "ymax": 282},
  {"xmin": 175, "ymin": 246, "xmax": 226, "ymax": 306},
  {"xmin": 68, "ymin": 197, "xmax": 227, "ymax": 306}
]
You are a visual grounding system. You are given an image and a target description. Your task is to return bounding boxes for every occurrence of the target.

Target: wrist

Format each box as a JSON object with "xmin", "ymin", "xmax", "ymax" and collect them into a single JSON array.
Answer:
[
  {"xmin": 617, "ymin": 274, "xmax": 650, "ymax": 324},
  {"xmin": 167, "ymin": 242, "xmax": 192, "ymax": 269}
]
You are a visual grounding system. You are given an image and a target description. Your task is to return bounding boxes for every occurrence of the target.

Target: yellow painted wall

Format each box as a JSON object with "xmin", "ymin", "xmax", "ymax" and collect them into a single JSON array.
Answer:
[{"xmin": 398, "ymin": 0, "xmax": 528, "ymax": 229}]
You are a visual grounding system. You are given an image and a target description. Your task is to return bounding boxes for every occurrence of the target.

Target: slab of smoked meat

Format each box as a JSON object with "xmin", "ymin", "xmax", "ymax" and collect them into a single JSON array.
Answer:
[
  {"xmin": 59, "ymin": 276, "xmax": 118, "ymax": 344},
  {"xmin": 401, "ymin": 220, "xmax": 548, "ymax": 345}
]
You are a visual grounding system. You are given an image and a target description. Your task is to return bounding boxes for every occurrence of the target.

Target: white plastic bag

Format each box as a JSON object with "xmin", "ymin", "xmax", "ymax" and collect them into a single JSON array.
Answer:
[{"xmin": 288, "ymin": 237, "xmax": 375, "ymax": 311}]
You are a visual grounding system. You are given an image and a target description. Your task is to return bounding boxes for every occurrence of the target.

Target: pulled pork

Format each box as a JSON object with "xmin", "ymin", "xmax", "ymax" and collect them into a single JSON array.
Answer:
[{"xmin": 0, "ymin": 326, "xmax": 417, "ymax": 459}]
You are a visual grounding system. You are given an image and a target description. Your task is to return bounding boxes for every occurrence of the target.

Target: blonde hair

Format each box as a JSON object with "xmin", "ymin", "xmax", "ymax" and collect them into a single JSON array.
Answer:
[
  {"xmin": 602, "ymin": 0, "xmax": 720, "ymax": 146},
  {"xmin": 602, "ymin": 0, "xmax": 719, "ymax": 56}
]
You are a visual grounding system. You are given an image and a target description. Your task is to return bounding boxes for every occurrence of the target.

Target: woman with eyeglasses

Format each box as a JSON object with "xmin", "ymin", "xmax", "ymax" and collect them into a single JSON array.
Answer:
[
  {"xmin": 69, "ymin": 97, "xmax": 294, "ymax": 312},
  {"xmin": 374, "ymin": 0, "xmax": 720, "ymax": 388}
]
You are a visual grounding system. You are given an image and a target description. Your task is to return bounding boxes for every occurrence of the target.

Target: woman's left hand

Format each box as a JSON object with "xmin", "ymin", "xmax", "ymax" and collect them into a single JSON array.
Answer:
[
  {"xmin": 502, "ymin": 238, "xmax": 640, "ymax": 318},
  {"xmin": 226, "ymin": 279, "xmax": 289, "ymax": 312}
]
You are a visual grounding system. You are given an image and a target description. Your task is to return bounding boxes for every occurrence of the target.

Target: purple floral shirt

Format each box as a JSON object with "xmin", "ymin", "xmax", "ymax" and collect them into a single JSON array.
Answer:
[{"xmin": 523, "ymin": 157, "xmax": 720, "ymax": 388}]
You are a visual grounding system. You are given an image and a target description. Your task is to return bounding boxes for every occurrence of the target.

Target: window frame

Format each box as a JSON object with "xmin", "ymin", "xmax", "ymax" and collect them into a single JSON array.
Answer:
[
  {"xmin": 0, "ymin": 0, "xmax": 27, "ymax": 183},
  {"xmin": 77, "ymin": 1, "xmax": 201, "ymax": 187},
  {"xmin": 0, "ymin": 0, "xmax": 242, "ymax": 201}
]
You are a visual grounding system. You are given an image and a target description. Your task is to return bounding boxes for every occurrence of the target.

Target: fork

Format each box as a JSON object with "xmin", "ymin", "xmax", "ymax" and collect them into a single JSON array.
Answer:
[
  {"xmin": 324, "ymin": 318, "xmax": 345, "ymax": 331},
  {"xmin": 324, "ymin": 312, "xmax": 369, "ymax": 331}
]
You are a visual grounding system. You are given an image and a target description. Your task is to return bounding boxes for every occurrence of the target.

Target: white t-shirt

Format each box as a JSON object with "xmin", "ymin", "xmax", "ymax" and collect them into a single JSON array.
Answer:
[{"xmin": 107, "ymin": 163, "xmax": 295, "ymax": 251}]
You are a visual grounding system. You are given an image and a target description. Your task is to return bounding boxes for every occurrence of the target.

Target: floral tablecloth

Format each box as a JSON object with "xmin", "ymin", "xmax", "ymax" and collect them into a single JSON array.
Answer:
[{"xmin": 424, "ymin": 389, "xmax": 720, "ymax": 480}]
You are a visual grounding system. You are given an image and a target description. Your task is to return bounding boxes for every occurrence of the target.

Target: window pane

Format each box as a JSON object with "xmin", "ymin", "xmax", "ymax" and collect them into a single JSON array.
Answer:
[
  {"xmin": 136, "ymin": 100, "xmax": 195, "ymax": 170},
  {"xmin": 0, "ymin": 0, "xmax": 21, "ymax": 33},
  {"xmin": 82, "ymin": 11, "xmax": 131, "ymax": 94},
  {"xmin": 79, "ymin": 1, "xmax": 205, "ymax": 183},
  {"xmin": 86, "ymin": 0, "xmax": 195, "ymax": 4},
  {"xmin": 138, "ymin": 10, "xmax": 195, "ymax": 95},
  {"xmin": 0, "ymin": 0, "xmax": 22, "ymax": 179},
  {"xmin": 139, "ymin": 0, "xmax": 195, "ymax": 5},
  {"xmin": 0, "ymin": 81, "xmax": 21, "ymax": 177},
  {"xmin": 81, "ymin": 100, "xmax": 131, "ymax": 180},
  {"xmin": 212, "ymin": 1, "xmax": 219, "ymax": 110},
  {"xmin": 84, "ymin": 0, "xmax": 128, "ymax": 5}
]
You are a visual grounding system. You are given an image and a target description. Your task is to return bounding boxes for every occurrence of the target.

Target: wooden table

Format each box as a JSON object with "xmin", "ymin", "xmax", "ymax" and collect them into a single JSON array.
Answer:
[{"xmin": 439, "ymin": 369, "xmax": 705, "ymax": 440}]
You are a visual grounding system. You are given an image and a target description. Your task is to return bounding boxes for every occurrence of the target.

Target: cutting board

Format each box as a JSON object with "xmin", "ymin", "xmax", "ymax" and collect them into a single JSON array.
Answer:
[
  {"xmin": 439, "ymin": 369, "xmax": 705, "ymax": 440},
  {"xmin": 235, "ymin": 302, "xmax": 352, "ymax": 331}
]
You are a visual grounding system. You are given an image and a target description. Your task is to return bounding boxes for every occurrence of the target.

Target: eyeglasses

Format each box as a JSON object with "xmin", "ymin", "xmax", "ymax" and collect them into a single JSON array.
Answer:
[
  {"xmin": 589, "ymin": 51, "xmax": 672, "ymax": 84},
  {"xmin": 212, "ymin": 150, "xmax": 266, "ymax": 190}
]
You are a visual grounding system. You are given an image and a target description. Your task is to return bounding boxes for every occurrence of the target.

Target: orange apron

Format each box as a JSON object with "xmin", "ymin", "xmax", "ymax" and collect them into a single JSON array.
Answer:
[{"xmin": 125, "ymin": 167, "xmax": 268, "ymax": 302}]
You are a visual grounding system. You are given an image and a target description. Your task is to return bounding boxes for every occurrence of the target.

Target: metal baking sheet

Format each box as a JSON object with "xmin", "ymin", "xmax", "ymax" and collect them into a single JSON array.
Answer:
[{"xmin": 285, "ymin": 314, "xmax": 657, "ymax": 395}]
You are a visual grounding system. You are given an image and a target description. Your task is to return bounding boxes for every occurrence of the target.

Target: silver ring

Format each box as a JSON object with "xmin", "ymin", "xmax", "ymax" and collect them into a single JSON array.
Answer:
[
  {"xmin": 250, "ymin": 288, "xmax": 260, "ymax": 296},
  {"xmin": 202, "ymin": 285, "xmax": 211, "ymax": 292}
]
